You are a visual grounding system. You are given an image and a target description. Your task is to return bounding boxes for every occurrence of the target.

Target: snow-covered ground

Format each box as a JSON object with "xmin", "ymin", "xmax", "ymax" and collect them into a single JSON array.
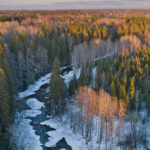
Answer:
[
  {"xmin": 41, "ymin": 118, "xmax": 88, "ymax": 150},
  {"xmin": 26, "ymin": 98, "xmax": 45, "ymax": 110},
  {"xmin": 23, "ymin": 98, "xmax": 45, "ymax": 118},
  {"xmin": 40, "ymin": 115, "xmax": 111, "ymax": 150},
  {"xmin": 13, "ymin": 98, "xmax": 45, "ymax": 150},
  {"xmin": 62, "ymin": 68, "xmax": 81, "ymax": 87},
  {"xmin": 15, "ymin": 77, "xmax": 47, "ymax": 150},
  {"xmin": 18, "ymin": 73, "xmax": 51, "ymax": 99},
  {"xmin": 15, "ymin": 68, "xmax": 82, "ymax": 150},
  {"xmin": 15, "ymin": 66, "xmax": 150, "ymax": 150}
]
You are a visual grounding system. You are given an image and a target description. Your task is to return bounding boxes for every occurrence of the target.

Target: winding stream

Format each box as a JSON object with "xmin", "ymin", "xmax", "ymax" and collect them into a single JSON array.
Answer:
[{"xmin": 18, "ymin": 82, "xmax": 72, "ymax": 150}]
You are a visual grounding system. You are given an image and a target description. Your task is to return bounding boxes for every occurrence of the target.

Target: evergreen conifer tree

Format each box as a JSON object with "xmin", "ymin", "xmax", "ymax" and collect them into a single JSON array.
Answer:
[
  {"xmin": 110, "ymin": 80, "xmax": 116, "ymax": 97},
  {"xmin": 47, "ymin": 57, "xmax": 66, "ymax": 116},
  {"xmin": 69, "ymin": 74, "xmax": 77, "ymax": 96},
  {"xmin": 120, "ymin": 84, "xmax": 128, "ymax": 104},
  {"xmin": 129, "ymin": 76, "xmax": 136, "ymax": 109},
  {"xmin": 79, "ymin": 67, "xmax": 86, "ymax": 86},
  {"xmin": 0, "ymin": 41, "xmax": 13, "ymax": 149}
]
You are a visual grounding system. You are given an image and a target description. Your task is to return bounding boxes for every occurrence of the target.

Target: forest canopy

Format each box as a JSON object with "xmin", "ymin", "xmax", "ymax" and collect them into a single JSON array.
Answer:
[{"xmin": 0, "ymin": 10, "xmax": 150, "ymax": 150}]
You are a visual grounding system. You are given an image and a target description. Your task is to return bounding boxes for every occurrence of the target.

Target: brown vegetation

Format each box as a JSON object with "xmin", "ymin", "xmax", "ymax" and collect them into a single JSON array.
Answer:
[{"xmin": 77, "ymin": 86, "xmax": 127, "ymax": 146}]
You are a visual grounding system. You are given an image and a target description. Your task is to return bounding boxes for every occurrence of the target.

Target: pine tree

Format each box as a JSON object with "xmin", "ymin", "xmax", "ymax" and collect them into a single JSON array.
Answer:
[
  {"xmin": 0, "ymin": 42, "xmax": 13, "ymax": 149},
  {"xmin": 102, "ymin": 26, "xmax": 108, "ymax": 39},
  {"xmin": 87, "ymin": 64, "xmax": 93, "ymax": 85},
  {"xmin": 120, "ymin": 84, "xmax": 128, "ymax": 104},
  {"xmin": 137, "ymin": 88, "xmax": 142, "ymax": 111},
  {"xmin": 129, "ymin": 76, "xmax": 136, "ymax": 109},
  {"xmin": 116, "ymin": 78, "xmax": 121, "ymax": 98},
  {"xmin": 95, "ymin": 60, "xmax": 101, "ymax": 91},
  {"xmin": 47, "ymin": 57, "xmax": 66, "ymax": 116},
  {"xmin": 110, "ymin": 80, "xmax": 116, "ymax": 97},
  {"xmin": 118, "ymin": 26, "xmax": 125, "ymax": 36},
  {"xmin": 123, "ymin": 75, "xmax": 127, "ymax": 89},
  {"xmin": 79, "ymin": 67, "xmax": 87, "ymax": 86},
  {"xmin": 69, "ymin": 74, "xmax": 77, "ymax": 96}
]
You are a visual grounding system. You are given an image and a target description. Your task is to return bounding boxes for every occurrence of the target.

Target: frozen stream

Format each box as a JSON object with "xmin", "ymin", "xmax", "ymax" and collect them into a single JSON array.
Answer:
[{"xmin": 15, "ymin": 68, "xmax": 81, "ymax": 150}]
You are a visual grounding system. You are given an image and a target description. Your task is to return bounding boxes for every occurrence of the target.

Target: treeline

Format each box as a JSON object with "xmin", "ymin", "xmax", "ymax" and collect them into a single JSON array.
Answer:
[
  {"xmin": 0, "ymin": 15, "xmax": 25, "ymax": 23},
  {"xmin": 0, "ymin": 10, "xmax": 150, "ymax": 23},
  {"xmin": 4, "ymin": 15, "xmax": 150, "ymax": 91},
  {"xmin": 118, "ymin": 17, "xmax": 150, "ymax": 36},
  {"xmin": 66, "ymin": 16, "xmax": 150, "ymax": 42},
  {"xmin": 65, "ymin": 20, "xmax": 109, "ymax": 43},
  {"xmin": 0, "ymin": 34, "xmax": 14, "ymax": 149}
]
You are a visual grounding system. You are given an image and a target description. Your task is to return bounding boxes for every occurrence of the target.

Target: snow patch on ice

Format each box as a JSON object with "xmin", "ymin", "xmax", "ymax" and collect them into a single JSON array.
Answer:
[
  {"xmin": 26, "ymin": 98, "xmax": 45, "ymax": 110},
  {"xmin": 62, "ymin": 68, "xmax": 81, "ymax": 87},
  {"xmin": 75, "ymin": 68, "xmax": 81, "ymax": 79},
  {"xmin": 18, "ymin": 73, "xmax": 51, "ymax": 99},
  {"xmin": 22, "ymin": 109, "xmax": 42, "ymax": 118},
  {"xmin": 41, "ymin": 118, "xmax": 87, "ymax": 150},
  {"xmin": 62, "ymin": 70, "xmax": 74, "ymax": 87}
]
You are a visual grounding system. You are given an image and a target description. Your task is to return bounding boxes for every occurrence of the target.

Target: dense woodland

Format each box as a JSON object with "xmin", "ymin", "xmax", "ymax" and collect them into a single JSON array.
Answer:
[{"xmin": 0, "ymin": 10, "xmax": 150, "ymax": 149}]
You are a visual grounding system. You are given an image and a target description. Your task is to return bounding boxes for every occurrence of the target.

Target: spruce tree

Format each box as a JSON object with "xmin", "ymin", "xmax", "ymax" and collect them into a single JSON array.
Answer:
[
  {"xmin": 120, "ymin": 84, "xmax": 128, "ymax": 104},
  {"xmin": 79, "ymin": 67, "xmax": 86, "ymax": 86},
  {"xmin": 110, "ymin": 80, "xmax": 116, "ymax": 97},
  {"xmin": 129, "ymin": 76, "xmax": 136, "ymax": 109},
  {"xmin": 116, "ymin": 78, "xmax": 121, "ymax": 98},
  {"xmin": 0, "ymin": 42, "xmax": 13, "ymax": 149},
  {"xmin": 102, "ymin": 26, "xmax": 108, "ymax": 39},
  {"xmin": 87, "ymin": 64, "xmax": 93, "ymax": 85},
  {"xmin": 69, "ymin": 74, "xmax": 77, "ymax": 96},
  {"xmin": 47, "ymin": 57, "xmax": 66, "ymax": 116},
  {"xmin": 123, "ymin": 75, "xmax": 127, "ymax": 88},
  {"xmin": 95, "ymin": 60, "xmax": 101, "ymax": 91}
]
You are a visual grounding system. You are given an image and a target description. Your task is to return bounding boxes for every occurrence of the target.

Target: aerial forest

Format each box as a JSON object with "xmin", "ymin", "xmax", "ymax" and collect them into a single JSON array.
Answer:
[{"xmin": 0, "ymin": 10, "xmax": 150, "ymax": 150}]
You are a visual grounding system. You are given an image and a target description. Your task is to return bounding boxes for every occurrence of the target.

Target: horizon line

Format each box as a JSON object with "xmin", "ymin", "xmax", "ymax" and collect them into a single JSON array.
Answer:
[{"xmin": 0, "ymin": 8, "xmax": 150, "ymax": 11}]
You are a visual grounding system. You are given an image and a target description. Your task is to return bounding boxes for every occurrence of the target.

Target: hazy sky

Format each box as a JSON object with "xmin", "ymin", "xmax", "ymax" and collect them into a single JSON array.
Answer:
[{"xmin": 0, "ymin": 0, "xmax": 150, "ymax": 10}]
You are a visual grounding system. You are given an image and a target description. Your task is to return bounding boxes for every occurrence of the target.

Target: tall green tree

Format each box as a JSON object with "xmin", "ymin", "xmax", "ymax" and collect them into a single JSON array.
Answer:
[
  {"xmin": 120, "ymin": 84, "xmax": 128, "ymax": 104},
  {"xmin": 0, "ymin": 41, "xmax": 13, "ymax": 149},
  {"xmin": 102, "ymin": 26, "xmax": 108, "ymax": 39},
  {"xmin": 69, "ymin": 74, "xmax": 77, "ymax": 96},
  {"xmin": 79, "ymin": 67, "xmax": 87, "ymax": 86},
  {"xmin": 95, "ymin": 60, "xmax": 101, "ymax": 91},
  {"xmin": 47, "ymin": 57, "xmax": 66, "ymax": 116},
  {"xmin": 129, "ymin": 76, "xmax": 136, "ymax": 109},
  {"xmin": 110, "ymin": 80, "xmax": 116, "ymax": 97}
]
